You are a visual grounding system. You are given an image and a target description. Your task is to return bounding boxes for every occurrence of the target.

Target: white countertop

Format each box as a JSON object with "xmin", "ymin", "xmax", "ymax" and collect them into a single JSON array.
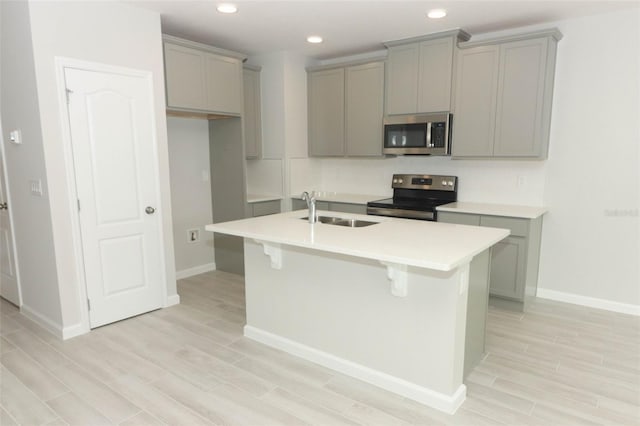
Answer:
[
  {"xmin": 290, "ymin": 192, "xmax": 387, "ymax": 205},
  {"xmin": 247, "ymin": 194, "xmax": 283, "ymax": 203},
  {"xmin": 437, "ymin": 202, "xmax": 547, "ymax": 219},
  {"xmin": 206, "ymin": 211, "xmax": 509, "ymax": 272}
]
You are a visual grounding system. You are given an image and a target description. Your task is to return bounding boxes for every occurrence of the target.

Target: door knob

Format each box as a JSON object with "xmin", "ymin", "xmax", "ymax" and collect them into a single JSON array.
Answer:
[{"xmin": 145, "ymin": 206, "xmax": 156, "ymax": 215}]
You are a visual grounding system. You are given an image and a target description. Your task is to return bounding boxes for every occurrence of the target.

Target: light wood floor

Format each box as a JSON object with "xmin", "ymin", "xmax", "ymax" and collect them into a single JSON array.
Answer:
[{"xmin": 1, "ymin": 270, "xmax": 638, "ymax": 425}]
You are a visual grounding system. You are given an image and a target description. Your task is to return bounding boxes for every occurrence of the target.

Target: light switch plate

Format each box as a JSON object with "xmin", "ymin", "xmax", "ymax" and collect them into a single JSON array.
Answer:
[
  {"xmin": 9, "ymin": 130, "xmax": 22, "ymax": 145},
  {"xmin": 29, "ymin": 179, "xmax": 43, "ymax": 196}
]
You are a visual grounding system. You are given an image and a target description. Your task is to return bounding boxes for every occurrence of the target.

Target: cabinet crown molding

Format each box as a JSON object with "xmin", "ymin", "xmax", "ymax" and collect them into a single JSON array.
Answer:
[
  {"xmin": 306, "ymin": 56, "xmax": 387, "ymax": 72},
  {"xmin": 383, "ymin": 29, "xmax": 471, "ymax": 48},
  {"xmin": 459, "ymin": 28, "xmax": 563, "ymax": 49},
  {"xmin": 162, "ymin": 34, "xmax": 247, "ymax": 60}
]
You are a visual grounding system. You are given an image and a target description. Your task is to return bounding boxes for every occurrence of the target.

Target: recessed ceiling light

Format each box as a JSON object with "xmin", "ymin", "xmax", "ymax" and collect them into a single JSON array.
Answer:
[
  {"xmin": 307, "ymin": 36, "xmax": 323, "ymax": 44},
  {"xmin": 217, "ymin": 3, "xmax": 237, "ymax": 14},
  {"xmin": 427, "ymin": 9, "xmax": 447, "ymax": 19}
]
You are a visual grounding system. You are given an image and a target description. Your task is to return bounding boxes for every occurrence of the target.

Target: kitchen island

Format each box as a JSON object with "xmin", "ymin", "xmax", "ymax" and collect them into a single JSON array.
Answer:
[{"xmin": 206, "ymin": 211, "xmax": 508, "ymax": 413}]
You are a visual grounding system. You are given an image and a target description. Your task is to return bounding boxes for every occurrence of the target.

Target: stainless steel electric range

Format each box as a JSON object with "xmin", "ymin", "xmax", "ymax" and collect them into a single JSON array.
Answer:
[{"xmin": 367, "ymin": 174, "xmax": 458, "ymax": 221}]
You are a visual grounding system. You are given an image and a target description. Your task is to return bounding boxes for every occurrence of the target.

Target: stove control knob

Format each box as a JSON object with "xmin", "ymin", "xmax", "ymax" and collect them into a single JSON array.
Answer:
[
  {"xmin": 441, "ymin": 180, "xmax": 447, "ymax": 185},
  {"xmin": 398, "ymin": 179, "xmax": 403, "ymax": 184},
  {"xmin": 448, "ymin": 181, "xmax": 453, "ymax": 186}
]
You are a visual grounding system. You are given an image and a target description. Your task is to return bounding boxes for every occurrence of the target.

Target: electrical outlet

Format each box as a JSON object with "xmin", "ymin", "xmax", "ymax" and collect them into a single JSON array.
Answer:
[
  {"xmin": 187, "ymin": 228, "xmax": 199, "ymax": 243},
  {"xmin": 516, "ymin": 175, "xmax": 527, "ymax": 188},
  {"xmin": 29, "ymin": 179, "xmax": 43, "ymax": 196}
]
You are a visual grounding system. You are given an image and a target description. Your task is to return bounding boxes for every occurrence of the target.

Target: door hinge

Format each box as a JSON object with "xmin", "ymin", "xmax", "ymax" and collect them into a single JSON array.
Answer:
[
  {"xmin": 87, "ymin": 299, "xmax": 91, "ymax": 311},
  {"xmin": 77, "ymin": 199, "xmax": 81, "ymax": 211},
  {"xmin": 66, "ymin": 88, "xmax": 73, "ymax": 105}
]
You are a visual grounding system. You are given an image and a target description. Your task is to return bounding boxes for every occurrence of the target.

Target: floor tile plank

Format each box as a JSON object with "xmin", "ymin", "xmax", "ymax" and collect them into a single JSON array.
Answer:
[
  {"xmin": 109, "ymin": 375, "xmax": 213, "ymax": 426},
  {"xmin": 46, "ymin": 392, "xmax": 112, "ymax": 426},
  {"xmin": 0, "ymin": 366, "xmax": 58, "ymax": 425},
  {"xmin": 1, "ymin": 350, "xmax": 69, "ymax": 401},
  {"xmin": 48, "ymin": 362, "xmax": 140, "ymax": 424}
]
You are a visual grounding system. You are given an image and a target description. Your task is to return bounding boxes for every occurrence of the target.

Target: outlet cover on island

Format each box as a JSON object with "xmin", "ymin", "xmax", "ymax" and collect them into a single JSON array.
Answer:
[{"xmin": 187, "ymin": 228, "xmax": 200, "ymax": 243}]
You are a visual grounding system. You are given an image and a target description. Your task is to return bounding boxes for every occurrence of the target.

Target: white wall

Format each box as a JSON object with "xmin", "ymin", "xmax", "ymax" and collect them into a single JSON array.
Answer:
[
  {"xmin": 1, "ymin": 0, "xmax": 178, "ymax": 336},
  {"xmin": 310, "ymin": 157, "xmax": 547, "ymax": 203},
  {"xmin": 0, "ymin": 1, "xmax": 63, "ymax": 326},
  {"xmin": 537, "ymin": 9, "xmax": 639, "ymax": 307},
  {"xmin": 166, "ymin": 117, "xmax": 215, "ymax": 275},
  {"xmin": 246, "ymin": 158, "xmax": 283, "ymax": 196}
]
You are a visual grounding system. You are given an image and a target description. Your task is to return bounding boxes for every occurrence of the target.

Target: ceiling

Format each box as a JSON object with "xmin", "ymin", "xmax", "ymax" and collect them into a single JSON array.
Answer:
[{"xmin": 128, "ymin": 0, "xmax": 639, "ymax": 59}]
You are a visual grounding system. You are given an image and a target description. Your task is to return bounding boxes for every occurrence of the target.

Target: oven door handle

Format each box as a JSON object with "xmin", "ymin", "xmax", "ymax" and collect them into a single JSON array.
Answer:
[{"xmin": 366, "ymin": 207, "xmax": 435, "ymax": 221}]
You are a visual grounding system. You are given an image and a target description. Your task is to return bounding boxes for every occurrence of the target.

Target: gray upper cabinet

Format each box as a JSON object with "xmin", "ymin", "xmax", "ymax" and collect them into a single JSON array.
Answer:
[
  {"xmin": 308, "ymin": 61, "xmax": 384, "ymax": 157},
  {"xmin": 452, "ymin": 46, "xmax": 500, "ymax": 157},
  {"xmin": 384, "ymin": 30, "xmax": 470, "ymax": 115},
  {"xmin": 452, "ymin": 29, "xmax": 562, "ymax": 159},
  {"xmin": 163, "ymin": 36, "xmax": 246, "ymax": 116},
  {"xmin": 345, "ymin": 62, "xmax": 384, "ymax": 156},
  {"xmin": 243, "ymin": 66, "xmax": 262, "ymax": 159},
  {"xmin": 205, "ymin": 54, "xmax": 243, "ymax": 114},
  {"xmin": 308, "ymin": 67, "xmax": 345, "ymax": 156},
  {"xmin": 164, "ymin": 43, "xmax": 207, "ymax": 110},
  {"xmin": 385, "ymin": 44, "xmax": 419, "ymax": 114}
]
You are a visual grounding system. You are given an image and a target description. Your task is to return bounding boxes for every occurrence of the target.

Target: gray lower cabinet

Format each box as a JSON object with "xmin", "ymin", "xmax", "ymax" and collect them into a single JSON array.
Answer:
[
  {"xmin": 250, "ymin": 200, "xmax": 281, "ymax": 217},
  {"xmin": 291, "ymin": 199, "xmax": 365, "ymax": 215},
  {"xmin": 308, "ymin": 61, "xmax": 384, "ymax": 157},
  {"xmin": 452, "ymin": 29, "xmax": 562, "ymax": 159},
  {"xmin": 438, "ymin": 211, "xmax": 543, "ymax": 311},
  {"xmin": 328, "ymin": 202, "xmax": 367, "ymax": 215}
]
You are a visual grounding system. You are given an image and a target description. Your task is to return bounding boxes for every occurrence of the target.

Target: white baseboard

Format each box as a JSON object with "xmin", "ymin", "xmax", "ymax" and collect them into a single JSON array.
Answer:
[
  {"xmin": 20, "ymin": 304, "xmax": 64, "ymax": 339},
  {"xmin": 537, "ymin": 288, "xmax": 640, "ymax": 316},
  {"xmin": 244, "ymin": 325, "xmax": 466, "ymax": 414},
  {"xmin": 165, "ymin": 294, "xmax": 181, "ymax": 307},
  {"xmin": 62, "ymin": 322, "xmax": 89, "ymax": 340},
  {"xmin": 175, "ymin": 262, "xmax": 216, "ymax": 280}
]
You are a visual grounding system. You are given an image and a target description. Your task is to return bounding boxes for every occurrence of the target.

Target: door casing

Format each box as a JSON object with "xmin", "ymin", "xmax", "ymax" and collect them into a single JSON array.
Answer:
[{"xmin": 0, "ymin": 122, "xmax": 22, "ymax": 307}]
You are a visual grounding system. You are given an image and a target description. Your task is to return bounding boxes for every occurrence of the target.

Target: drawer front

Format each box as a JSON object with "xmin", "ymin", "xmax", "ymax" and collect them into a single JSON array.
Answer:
[
  {"xmin": 480, "ymin": 216, "xmax": 529, "ymax": 237},
  {"xmin": 437, "ymin": 211, "xmax": 481, "ymax": 226},
  {"xmin": 329, "ymin": 202, "xmax": 367, "ymax": 215},
  {"xmin": 252, "ymin": 200, "xmax": 281, "ymax": 217},
  {"xmin": 292, "ymin": 199, "xmax": 330, "ymax": 212}
]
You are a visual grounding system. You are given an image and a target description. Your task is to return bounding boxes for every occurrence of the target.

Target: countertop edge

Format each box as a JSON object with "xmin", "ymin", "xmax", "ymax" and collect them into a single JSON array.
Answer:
[
  {"xmin": 436, "ymin": 202, "xmax": 547, "ymax": 219},
  {"xmin": 206, "ymin": 212, "xmax": 509, "ymax": 272},
  {"xmin": 247, "ymin": 194, "xmax": 284, "ymax": 203}
]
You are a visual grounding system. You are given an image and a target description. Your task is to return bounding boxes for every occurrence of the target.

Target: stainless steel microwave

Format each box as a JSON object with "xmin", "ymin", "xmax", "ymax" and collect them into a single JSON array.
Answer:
[{"xmin": 383, "ymin": 112, "xmax": 452, "ymax": 155}]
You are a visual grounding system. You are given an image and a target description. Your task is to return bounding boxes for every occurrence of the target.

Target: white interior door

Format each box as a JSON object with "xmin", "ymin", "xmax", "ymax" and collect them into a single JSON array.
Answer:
[
  {"xmin": 65, "ymin": 67, "xmax": 163, "ymax": 328},
  {"xmin": 0, "ymin": 143, "xmax": 20, "ymax": 306}
]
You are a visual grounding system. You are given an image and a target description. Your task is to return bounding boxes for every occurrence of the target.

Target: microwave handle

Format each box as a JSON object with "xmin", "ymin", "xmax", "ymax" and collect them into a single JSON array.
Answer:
[{"xmin": 426, "ymin": 122, "xmax": 432, "ymax": 148}]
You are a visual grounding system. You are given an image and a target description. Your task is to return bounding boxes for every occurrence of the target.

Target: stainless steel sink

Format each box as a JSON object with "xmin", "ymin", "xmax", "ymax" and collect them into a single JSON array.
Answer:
[{"xmin": 301, "ymin": 216, "xmax": 378, "ymax": 228}]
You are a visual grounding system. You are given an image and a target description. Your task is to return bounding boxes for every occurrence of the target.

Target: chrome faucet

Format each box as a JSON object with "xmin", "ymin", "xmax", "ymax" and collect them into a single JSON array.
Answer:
[{"xmin": 301, "ymin": 191, "xmax": 317, "ymax": 224}]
